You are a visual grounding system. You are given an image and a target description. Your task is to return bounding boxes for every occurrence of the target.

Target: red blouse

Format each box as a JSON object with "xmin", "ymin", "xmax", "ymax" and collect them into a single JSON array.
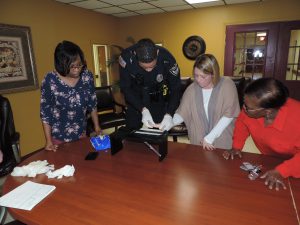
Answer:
[{"xmin": 233, "ymin": 98, "xmax": 300, "ymax": 178}]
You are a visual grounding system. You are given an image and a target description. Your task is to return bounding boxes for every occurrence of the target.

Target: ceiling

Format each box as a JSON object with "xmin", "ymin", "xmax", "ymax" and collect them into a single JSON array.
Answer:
[{"xmin": 54, "ymin": 0, "xmax": 263, "ymax": 18}]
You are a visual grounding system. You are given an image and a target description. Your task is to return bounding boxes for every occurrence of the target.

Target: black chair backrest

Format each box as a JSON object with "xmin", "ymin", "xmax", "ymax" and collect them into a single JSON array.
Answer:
[
  {"xmin": 230, "ymin": 76, "xmax": 252, "ymax": 108},
  {"xmin": 95, "ymin": 86, "xmax": 115, "ymax": 112},
  {"xmin": 179, "ymin": 77, "xmax": 251, "ymax": 108},
  {"xmin": 180, "ymin": 77, "xmax": 193, "ymax": 98},
  {"xmin": 0, "ymin": 96, "xmax": 17, "ymax": 139},
  {"xmin": 0, "ymin": 95, "xmax": 17, "ymax": 175}
]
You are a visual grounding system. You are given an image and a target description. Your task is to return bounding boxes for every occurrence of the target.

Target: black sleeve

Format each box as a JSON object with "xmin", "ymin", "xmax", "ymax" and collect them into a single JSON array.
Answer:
[
  {"xmin": 119, "ymin": 54, "xmax": 144, "ymax": 112},
  {"xmin": 165, "ymin": 53, "xmax": 181, "ymax": 116}
]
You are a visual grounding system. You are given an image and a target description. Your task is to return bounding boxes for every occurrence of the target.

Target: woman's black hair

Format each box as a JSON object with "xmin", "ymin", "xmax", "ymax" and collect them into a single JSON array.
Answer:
[
  {"xmin": 54, "ymin": 40, "xmax": 86, "ymax": 76},
  {"xmin": 244, "ymin": 77, "xmax": 289, "ymax": 109}
]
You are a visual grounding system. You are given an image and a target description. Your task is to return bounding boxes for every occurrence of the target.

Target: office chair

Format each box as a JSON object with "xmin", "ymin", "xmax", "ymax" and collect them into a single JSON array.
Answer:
[
  {"xmin": 0, "ymin": 95, "xmax": 20, "ymax": 177},
  {"xmin": 0, "ymin": 95, "xmax": 22, "ymax": 225},
  {"xmin": 86, "ymin": 86, "xmax": 126, "ymax": 135},
  {"xmin": 168, "ymin": 77, "xmax": 193, "ymax": 142},
  {"xmin": 0, "ymin": 206, "xmax": 25, "ymax": 225},
  {"xmin": 230, "ymin": 76, "xmax": 252, "ymax": 108},
  {"xmin": 0, "ymin": 207, "xmax": 5, "ymax": 225}
]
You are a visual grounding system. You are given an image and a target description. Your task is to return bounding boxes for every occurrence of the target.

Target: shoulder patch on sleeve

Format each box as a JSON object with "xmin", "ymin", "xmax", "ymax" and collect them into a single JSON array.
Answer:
[
  {"xmin": 119, "ymin": 56, "xmax": 126, "ymax": 68},
  {"xmin": 169, "ymin": 63, "xmax": 179, "ymax": 76}
]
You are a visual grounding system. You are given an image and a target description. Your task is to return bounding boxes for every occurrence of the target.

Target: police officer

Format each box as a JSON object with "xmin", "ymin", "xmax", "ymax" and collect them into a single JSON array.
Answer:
[{"xmin": 119, "ymin": 38, "xmax": 181, "ymax": 131}]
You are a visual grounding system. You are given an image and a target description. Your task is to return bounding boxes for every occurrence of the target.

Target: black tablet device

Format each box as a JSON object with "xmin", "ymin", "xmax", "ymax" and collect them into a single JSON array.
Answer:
[{"xmin": 85, "ymin": 152, "xmax": 99, "ymax": 160}]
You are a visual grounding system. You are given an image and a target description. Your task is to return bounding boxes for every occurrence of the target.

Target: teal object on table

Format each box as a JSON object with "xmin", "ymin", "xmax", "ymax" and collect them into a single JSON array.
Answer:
[{"xmin": 90, "ymin": 135, "xmax": 111, "ymax": 151}]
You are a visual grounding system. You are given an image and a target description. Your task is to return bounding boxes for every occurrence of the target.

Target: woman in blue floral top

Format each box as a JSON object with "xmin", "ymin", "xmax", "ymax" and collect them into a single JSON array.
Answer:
[{"xmin": 40, "ymin": 40, "xmax": 101, "ymax": 151}]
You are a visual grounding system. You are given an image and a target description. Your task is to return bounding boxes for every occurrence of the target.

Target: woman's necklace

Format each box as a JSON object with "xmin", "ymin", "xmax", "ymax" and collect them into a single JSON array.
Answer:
[{"xmin": 57, "ymin": 73, "xmax": 79, "ymax": 87}]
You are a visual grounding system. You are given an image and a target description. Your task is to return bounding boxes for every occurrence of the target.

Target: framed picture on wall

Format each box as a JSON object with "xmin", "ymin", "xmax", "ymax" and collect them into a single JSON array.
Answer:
[{"xmin": 0, "ymin": 23, "xmax": 38, "ymax": 94}]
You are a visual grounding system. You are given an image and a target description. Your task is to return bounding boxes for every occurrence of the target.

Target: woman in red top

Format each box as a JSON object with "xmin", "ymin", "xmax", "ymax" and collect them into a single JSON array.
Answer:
[{"xmin": 223, "ymin": 78, "xmax": 300, "ymax": 191}]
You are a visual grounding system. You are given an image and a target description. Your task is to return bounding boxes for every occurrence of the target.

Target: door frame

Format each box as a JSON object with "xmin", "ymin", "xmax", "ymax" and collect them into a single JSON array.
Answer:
[
  {"xmin": 275, "ymin": 20, "xmax": 300, "ymax": 99},
  {"xmin": 224, "ymin": 22, "xmax": 279, "ymax": 78},
  {"xmin": 225, "ymin": 20, "xmax": 300, "ymax": 100},
  {"xmin": 92, "ymin": 44, "xmax": 110, "ymax": 87}
]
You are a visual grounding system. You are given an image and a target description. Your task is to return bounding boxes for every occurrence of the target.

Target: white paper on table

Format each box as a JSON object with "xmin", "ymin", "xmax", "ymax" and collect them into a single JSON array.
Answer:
[{"xmin": 0, "ymin": 181, "xmax": 56, "ymax": 210}]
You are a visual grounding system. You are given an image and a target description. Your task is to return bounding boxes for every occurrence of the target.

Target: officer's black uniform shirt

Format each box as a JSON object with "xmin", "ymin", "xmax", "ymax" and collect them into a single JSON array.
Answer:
[{"xmin": 119, "ymin": 44, "xmax": 181, "ymax": 118}]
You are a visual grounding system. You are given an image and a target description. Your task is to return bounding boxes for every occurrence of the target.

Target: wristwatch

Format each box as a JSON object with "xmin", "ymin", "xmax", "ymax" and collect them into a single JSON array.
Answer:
[{"xmin": 182, "ymin": 36, "xmax": 206, "ymax": 60}]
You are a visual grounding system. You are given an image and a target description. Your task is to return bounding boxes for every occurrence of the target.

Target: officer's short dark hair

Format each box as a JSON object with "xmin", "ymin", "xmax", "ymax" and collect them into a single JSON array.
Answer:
[
  {"xmin": 54, "ymin": 40, "xmax": 86, "ymax": 76},
  {"xmin": 135, "ymin": 38, "xmax": 157, "ymax": 63},
  {"xmin": 245, "ymin": 77, "xmax": 289, "ymax": 109}
]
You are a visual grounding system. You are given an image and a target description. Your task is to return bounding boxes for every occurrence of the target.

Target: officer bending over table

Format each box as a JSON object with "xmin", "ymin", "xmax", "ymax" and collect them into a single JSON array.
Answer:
[{"xmin": 119, "ymin": 38, "xmax": 181, "ymax": 131}]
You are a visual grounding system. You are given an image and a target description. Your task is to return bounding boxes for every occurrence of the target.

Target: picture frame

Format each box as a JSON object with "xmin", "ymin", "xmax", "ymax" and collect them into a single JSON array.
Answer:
[{"xmin": 0, "ymin": 23, "xmax": 38, "ymax": 94}]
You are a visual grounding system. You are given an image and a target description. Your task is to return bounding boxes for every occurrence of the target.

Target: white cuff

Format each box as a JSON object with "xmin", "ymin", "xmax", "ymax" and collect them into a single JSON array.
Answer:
[
  {"xmin": 172, "ymin": 113, "xmax": 184, "ymax": 126},
  {"xmin": 205, "ymin": 117, "xmax": 233, "ymax": 144}
]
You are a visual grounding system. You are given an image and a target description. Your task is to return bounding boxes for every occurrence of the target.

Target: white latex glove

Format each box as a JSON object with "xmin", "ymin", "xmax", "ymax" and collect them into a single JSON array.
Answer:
[
  {"xmin": 172, "ymin": 113, "xmax": 184, "ymax": 126},
  {"xmin": 159, "ymin": 114, "xmax": 173, "ymax": 131},
  {"xmin": 11, "ymin": 160, "xmax": 55, "ymax": 177},
  {"xmin": 142, "ymin": 108, "xmax": 155, "ymax": 128},
  {"xmin": 46, "ymin": 165, "xmax": 75, "ymax": 179}
]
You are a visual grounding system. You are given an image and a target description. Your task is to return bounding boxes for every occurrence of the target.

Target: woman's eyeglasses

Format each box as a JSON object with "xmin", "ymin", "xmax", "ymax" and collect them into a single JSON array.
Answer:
[
  {"xmin": 243, "ymin": 104, "xmax": 264, "ymax": 113},
  {"xmin": 70, "ymin": 64, "xmax": 84, "ymax": 70}
]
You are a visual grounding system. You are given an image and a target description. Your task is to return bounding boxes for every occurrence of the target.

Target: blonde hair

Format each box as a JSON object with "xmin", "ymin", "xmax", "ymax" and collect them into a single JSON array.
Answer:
[{"xmin": 193, "ymin": 54, "xmax": 220, "ymax": 85}]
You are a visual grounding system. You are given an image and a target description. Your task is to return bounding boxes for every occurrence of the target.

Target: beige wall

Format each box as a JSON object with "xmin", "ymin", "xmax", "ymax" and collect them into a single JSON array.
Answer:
[
  {"xmin": 1, "ymin": 0, "xmax": 300, "ymax": 155},
  {"xmin": 118, "ymin": 0, "xmax": 300, "ymax": 76},
  {"xmin": 0, "ymin": 0, "xmax": 119, "ymax": 155}
]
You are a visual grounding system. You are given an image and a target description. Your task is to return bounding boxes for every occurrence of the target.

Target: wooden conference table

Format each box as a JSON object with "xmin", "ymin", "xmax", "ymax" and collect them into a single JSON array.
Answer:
[{"xmin": 3, "ymin": 138, "xmax": 300, "ymax": 225}]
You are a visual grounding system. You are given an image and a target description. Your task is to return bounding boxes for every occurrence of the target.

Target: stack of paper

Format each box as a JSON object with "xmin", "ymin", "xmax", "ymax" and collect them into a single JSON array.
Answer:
[{"xmin": 0, "ymin": 181, "xmax": 56, "ymax": 210}]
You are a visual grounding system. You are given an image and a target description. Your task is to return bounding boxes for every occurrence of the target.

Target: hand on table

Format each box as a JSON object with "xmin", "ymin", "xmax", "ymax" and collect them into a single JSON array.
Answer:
[
  {"xmin": 93, "ymin": 126, "xmax": 102, "ymax": 136},
  {"xmin": 45, "ymin": 141, "xmax": 58, "ymax": 152},
  {"xmin": 260, "ymin": 169, "xmax": 287, "ymax": 191},
  {"xmin": 159, "ymin": 114, "xmax": 173, "ymax": 131},
  {"xmin": 202, "ymin": 138, "xmax": 215, "ymax": 151},
  {"xmin": 223, "ymin": 149, "xmax": 242, "ymax": 160},
  {"xmin": 142, "ymin": 108, "xmax": 155, "ymax": 128}
]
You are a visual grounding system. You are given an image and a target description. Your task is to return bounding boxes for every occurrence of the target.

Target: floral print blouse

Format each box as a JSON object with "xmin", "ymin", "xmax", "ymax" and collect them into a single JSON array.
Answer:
[{"xmin": 40, "ymin": 69, "xmax": 97, "ymax": 142}]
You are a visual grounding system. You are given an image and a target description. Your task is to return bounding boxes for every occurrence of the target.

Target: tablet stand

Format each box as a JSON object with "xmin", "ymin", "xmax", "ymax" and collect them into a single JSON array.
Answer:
[{"xmin": 110, "ymin": 126, "xmax": 168, "ymax": 161}]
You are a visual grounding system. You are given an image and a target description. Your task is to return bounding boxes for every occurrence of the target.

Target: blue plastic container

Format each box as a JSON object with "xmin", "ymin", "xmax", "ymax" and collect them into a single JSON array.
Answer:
[{"xmin": 90, "ymin": 135, "xmax": 111, "ymax": 151}]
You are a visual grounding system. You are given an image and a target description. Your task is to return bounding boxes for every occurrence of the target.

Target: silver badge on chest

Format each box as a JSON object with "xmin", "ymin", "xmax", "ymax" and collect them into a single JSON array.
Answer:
[{"xmin": 156, "ymin": 74, "xmax": 163, "ymax": 83}]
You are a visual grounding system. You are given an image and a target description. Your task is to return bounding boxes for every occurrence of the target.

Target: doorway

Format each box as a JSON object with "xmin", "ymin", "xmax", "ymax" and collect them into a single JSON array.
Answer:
[
  {"xmin": 224, "ymin": 21, "xmax": 300, "ymax": 100},
  {"xmin": 92, "ymin": 44, "xmax": 109, "ymax": 87},
  {"xmin": 276, "ymin": 21, "xmax": 300, "ymax": 100}
]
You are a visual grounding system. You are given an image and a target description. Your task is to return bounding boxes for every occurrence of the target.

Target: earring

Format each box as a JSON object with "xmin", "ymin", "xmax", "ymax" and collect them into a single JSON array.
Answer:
[{"xmin": 265, "ymin": 113, "xmax": 269, "ymax": 120}]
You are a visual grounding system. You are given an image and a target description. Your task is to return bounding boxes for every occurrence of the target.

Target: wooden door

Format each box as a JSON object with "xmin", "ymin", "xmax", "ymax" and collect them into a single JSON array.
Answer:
[
  {"xmin": 276, "ymin": 21, "xmax": 300, "ymax": 100},
  {"xmin": 224, "ymin": 21, "xmax": 300, "ymax": 100},
  {"xmin": 224, "ymin": 22, "xmax": 279, "ymax": 79}
]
